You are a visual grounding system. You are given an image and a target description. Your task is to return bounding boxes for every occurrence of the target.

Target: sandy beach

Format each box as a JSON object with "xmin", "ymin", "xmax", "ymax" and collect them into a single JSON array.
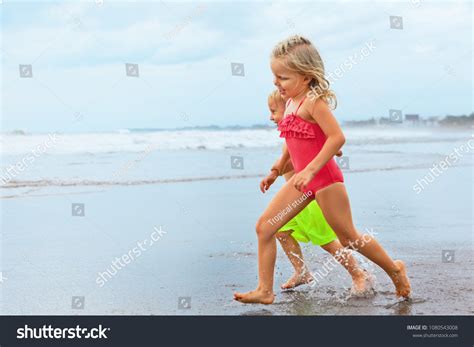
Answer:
[{"xmin": 0, "ymin": 127, "xmax": 472, "ymax": 315}]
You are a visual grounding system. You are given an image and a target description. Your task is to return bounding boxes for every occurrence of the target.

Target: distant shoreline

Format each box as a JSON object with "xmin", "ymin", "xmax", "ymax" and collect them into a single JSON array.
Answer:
[
  {"xmin": 343, "ymin": 113, "xmax": 473, "ymax": 128},
  {"xmin": 2, "ymin": 113, "xmax": 472, "ymax": 135}
]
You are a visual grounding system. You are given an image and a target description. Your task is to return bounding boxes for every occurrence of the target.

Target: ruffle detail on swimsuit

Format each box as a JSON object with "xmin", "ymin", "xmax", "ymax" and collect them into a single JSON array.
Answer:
[{"xmin": 278, "ymin": 114, "xmax": 318, "ymax": 139}]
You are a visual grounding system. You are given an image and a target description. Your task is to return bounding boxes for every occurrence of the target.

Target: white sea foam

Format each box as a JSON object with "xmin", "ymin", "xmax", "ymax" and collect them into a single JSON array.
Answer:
[{"xmin": 0, "ymin": 127, "xmax": 468, "ymax": 155}]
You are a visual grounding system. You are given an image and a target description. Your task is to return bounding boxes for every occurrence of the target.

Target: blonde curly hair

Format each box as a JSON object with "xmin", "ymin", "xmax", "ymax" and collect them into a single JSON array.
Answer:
[
  {"xmin": 268, "ymin": 89, "xmax": 286, "ymax": 106},
  {"xmin": 271, "ymin": 35, "xmax": 337, "ymax": 109}
]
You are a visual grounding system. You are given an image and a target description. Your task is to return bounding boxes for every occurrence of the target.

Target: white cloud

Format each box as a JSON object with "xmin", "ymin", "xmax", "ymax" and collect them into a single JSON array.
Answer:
[{"xmin": 1, "ymin": 0, "xmax": 472, "ymax": 132}]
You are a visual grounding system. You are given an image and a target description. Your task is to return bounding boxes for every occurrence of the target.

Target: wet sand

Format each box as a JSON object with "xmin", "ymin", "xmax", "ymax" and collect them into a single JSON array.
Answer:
[{"xmin": 1, "ymin": 162, "xmax": 472, "ymax": 315}]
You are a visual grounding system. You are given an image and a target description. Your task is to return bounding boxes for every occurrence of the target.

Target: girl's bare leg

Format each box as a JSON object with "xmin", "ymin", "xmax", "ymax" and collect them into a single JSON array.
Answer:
[
  {"xmin": 321, "ymin": 240, "xmax": 373, "ymax": 293},
  {"xmin": 315, "ymin": 183, "xmax": 411, "ymax": 298},
  {"xmin": 276, "ymin": 231, "xmax": 313, "ymax": 289},
  {"xmin": 234, "ymin": 179, "xmax": 311, "ymax": 304}
]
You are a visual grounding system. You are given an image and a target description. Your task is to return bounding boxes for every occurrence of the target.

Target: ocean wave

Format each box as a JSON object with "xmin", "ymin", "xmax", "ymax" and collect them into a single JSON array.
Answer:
[
  {"xmin": 2, "ymin": 162, "xmax": 470, "ymax": 190},
  {"xmin": 1, "ymin": 175, "xmax": 263, "ymax": 189},
  {"xmin": 0, "ymin": 128, "xmax": 470, "ymax": 155},
  {"xmin": 117, "ymin": 129, "xmax": 131, "ymax": 134}
]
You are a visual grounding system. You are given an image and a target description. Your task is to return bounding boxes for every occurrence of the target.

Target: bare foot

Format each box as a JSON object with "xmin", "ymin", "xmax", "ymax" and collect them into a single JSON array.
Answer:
[
  {"xmin": 390, "ymin": 260, "xmax": 411, "ymax": 298},
  {"xmin": 350, "ymin": 270, "xmax": 375, "ymax": 297},
  {"xmin": 281, "ymin": 271, "xmax": 314, "ymax": 290},
  {"xmin": 234, "ymin": 289, "xmax": 275, "ymax": 304}
]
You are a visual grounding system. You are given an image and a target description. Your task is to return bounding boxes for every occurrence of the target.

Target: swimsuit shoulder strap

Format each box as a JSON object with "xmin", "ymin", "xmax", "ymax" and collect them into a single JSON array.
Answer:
[
  {"xmin": 285, "ymin": 98, "xmax": 292, "ymax": 109},
  {"xmin": 295, "ymin": 96, "xmax": 306, "ymax": 115}
]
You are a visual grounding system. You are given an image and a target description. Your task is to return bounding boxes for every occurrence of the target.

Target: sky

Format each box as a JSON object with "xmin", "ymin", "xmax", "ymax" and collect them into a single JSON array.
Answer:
[{"xmin": 1, "ymin": 0, "xmax": 472, "ymax": 133}]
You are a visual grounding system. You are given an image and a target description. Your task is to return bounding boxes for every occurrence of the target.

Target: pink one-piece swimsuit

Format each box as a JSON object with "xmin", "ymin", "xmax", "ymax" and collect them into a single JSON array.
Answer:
[{"xmin": 278, "ymin": 97, "xmax": 344, "ymax": 197}]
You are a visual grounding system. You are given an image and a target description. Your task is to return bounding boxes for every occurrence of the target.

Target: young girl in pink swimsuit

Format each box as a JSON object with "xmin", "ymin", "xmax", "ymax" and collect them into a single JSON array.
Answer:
[{"xmin": 234, "ymin": 35, "xmax": 411, "ymax": 304}]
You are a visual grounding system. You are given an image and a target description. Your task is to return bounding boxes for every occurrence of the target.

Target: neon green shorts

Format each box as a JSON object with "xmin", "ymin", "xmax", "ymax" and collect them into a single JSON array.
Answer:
[{"xmin": 278, "ymin": 200, "xmax": 337, "ymax": 246}]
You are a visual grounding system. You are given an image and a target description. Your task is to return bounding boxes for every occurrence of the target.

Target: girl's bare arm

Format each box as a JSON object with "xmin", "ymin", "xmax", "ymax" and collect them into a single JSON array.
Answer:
[
  {"xmin": 271, "ymin": 143, "xmax": 291, "ymax": 175},
  {"xmin": 305, "ymin": 98, "xmax": 345, "ymax": 175}
]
